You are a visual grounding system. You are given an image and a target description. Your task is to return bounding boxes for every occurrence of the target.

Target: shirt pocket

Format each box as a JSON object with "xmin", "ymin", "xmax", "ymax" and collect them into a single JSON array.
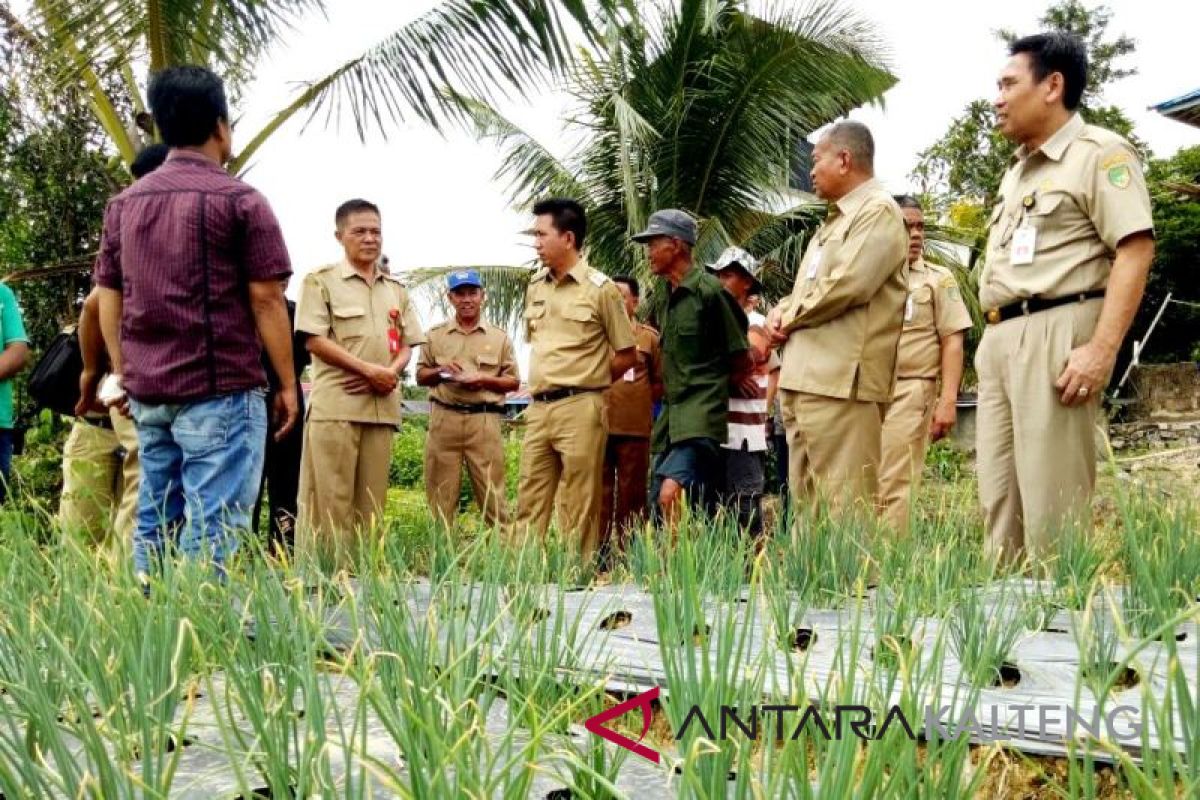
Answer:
[
  {"xmin": 523, "ymin": 302, "xmax": 546, "ymax": 336},
  {"xmin": 476, "ymin": 353, "xmax": 501, "ymax": 375},
  {"xmin": 332, "ymin": 306, "xmax": 370, "ymax": 341},
  {"xmin": 1024, "ymin": 192, "xmax": 1068, "ymax": 232},
  {"xmin": 905, "ymin": 285, "xmax": 934, "ymax": 328},
  {"xmin": 563, "ymin": 303, "xmax": 596, "ymax": 324}
]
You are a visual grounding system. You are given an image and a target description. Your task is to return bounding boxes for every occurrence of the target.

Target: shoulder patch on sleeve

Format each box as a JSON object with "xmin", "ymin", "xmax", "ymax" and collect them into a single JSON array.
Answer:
[
  {"xmin": 939, "ymin": 274, "xmax": 957, "ymax": 289},
  {"xmin": 589, "ymin": 271, "xmax": 609, "ymax": 288},
  {"xmin": 1106, "ymin": 163, "xmax": 1133, "ymax": 189}
]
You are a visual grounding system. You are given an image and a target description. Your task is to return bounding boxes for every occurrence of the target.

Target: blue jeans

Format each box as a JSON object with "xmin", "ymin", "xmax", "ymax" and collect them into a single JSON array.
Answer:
[{"xmin": 129, "ymin": 389, "xmax": 267, "ymax": 578}]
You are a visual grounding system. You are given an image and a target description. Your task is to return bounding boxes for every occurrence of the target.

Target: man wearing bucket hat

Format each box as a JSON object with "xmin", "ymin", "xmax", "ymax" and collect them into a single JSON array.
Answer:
[
  {"xmin": 710, "ymin": 246, "xmax": 779, "ymax": 540},
  {"xmin": 633, "ymin": 210, "xmax": 754, "ymax": 530},
  {"xmin": 417, "ymin": 270, "xmax": 519, "ymax": 530}
]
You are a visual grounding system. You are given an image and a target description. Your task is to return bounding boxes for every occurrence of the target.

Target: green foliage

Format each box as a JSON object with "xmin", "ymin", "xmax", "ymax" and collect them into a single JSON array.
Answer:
[
  {"xmin": 1137, "ymin": 146, "xmax": 1200, "ymax": 364},
  {"xmin": 18, "ymin": 0, "xmax": 617, "ymax": 170},
  {"xmin": 913, "ymin": 1, "xmax": 1144, "ymax": 210},
  {"xmin": 910, "ymin": 1, "xmax": 1200, "ymax": 374},
  {"xmin": 0, "ymin": 24, "xmax": 128, "ymax": 424},
  {"xmin": 447, "ymin": 0, "xmax": 895, "ymax": 329}
]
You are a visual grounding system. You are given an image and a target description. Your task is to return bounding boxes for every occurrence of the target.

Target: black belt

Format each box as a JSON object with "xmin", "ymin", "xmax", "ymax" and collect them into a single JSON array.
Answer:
[
  {"xmin": 530, "ymin": 386, "xmax": 603, "ymax": 404},
  {"xmin": 81, "ymin": 415, "xmax": 114, "ymax": 430},
  {"xmin": 985, "ymin": 290, "xmax": 1105, "ymax": 325},
  {"xmin": 432, "ymin": 397, "xmax": 505, "ymax": 415}
]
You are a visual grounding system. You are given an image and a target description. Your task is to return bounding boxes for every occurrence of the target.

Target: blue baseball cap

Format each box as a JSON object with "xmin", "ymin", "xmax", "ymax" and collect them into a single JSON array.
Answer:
[{"xmin": 446, "ymin": 269, "xmax": 483, "ymax": 290}]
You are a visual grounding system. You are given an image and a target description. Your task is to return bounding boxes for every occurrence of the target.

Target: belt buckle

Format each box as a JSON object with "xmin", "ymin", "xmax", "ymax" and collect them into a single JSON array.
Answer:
[
  {"xmin": 986, "ymin": 308, "xmax": 1001, "ymax": 325},
  {"xmin": 1020, "ymin": 299, "xmax": 1031, "ymax": 316}
]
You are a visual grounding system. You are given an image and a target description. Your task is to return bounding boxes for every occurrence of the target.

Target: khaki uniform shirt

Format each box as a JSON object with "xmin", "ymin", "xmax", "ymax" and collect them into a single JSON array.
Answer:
[
  {"xmin": 295, "ymin": 260, "xmax": 426, "ymax": 426},
  {"xmin": 895, "ymin": 259, "xmax": 974, "ymax": 379},
  {"xmin": 523, "ymin": 258, "xmax": 635, "ymax": 394},
  {"xmin": 981, "ymin": 113, "xmax": 1154, "ymax": 310},
  {"xmin": 777, "ymin": 179, "xmax": 909, "ymax": 403},
  {"xmin": 417, "ymin": 318, "xmax": 519, "ymax": 406},
  {"xmin": 605, "ymin": 322, "xmax": 662, "ymax": 438}
]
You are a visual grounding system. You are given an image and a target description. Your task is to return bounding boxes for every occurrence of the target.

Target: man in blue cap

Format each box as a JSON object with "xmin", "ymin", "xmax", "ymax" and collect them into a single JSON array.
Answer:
[{"xmin": 417, "ymin": 269, "xmax": 519, "ymax": 529}]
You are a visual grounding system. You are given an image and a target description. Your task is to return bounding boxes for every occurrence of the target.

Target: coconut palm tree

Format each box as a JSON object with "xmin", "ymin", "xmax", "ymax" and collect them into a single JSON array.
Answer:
[
  {"xmin": 410, "ymin": 0, "xmax": 895, "ymax": 329},
  {"xmin": 10, "ymin": 0, "xmax": 615, "ymax": 170}
]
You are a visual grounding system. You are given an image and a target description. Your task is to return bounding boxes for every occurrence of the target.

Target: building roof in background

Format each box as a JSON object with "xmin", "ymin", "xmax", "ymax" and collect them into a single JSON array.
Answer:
[{"xmin": 1152, "ymin": 88, "xmax": 1200, "ymax": 128}]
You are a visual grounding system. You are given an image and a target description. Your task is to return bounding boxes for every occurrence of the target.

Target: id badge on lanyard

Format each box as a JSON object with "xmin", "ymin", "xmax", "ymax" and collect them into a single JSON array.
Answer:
[
  {"xmin": 806, "ymin": 247, "xmax": 822, "ymax": 280},
  {"xmin": 1011, "ymin": 192, "xmax": 1038, "ymax": 266}
]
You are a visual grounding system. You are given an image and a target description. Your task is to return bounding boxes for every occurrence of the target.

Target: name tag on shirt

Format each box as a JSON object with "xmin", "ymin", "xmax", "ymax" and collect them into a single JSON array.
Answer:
[
  {"xmin": 805, "ymin": 248, "xmax": 822, "ymax": 280},
  {"xmin": 1011, "ymin": 225, "xmax": 1037, "ymax": 265},
  {"xmin": 904, "ymin": 294, "xmax": 914, "ymax": 322}
]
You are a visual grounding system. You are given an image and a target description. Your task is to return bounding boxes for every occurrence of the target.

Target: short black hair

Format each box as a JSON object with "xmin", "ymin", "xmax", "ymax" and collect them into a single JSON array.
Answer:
[
  {"xmin": 147, "ymin": 66, "xmax": 229, "ymax": 147},
  {"xmin": 613, "ymin": 275, "xmax": 639, "ymax": 297},
  {"xmin": 893, "ymin": 195, "xmax": 922, "ymax": 211},
  {"xmin": 532, "ymin": 198, "xmax": 587, "ymax": 249},
  {"xmin": 1010, "ymin": 32, "xmax": 1088, "ymax": 111},
  {"xmin": 335, "ymin": 199, "xmax": 381, "ymax": 228},
  {"xmin": 130, "ymin": 143, "xmax": 170, "ymax": 179}
]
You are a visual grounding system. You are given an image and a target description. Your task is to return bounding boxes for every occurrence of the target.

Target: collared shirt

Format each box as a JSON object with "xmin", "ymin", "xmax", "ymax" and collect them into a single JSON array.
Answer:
[
  {"xmin": 777, "ymin": 178, "xmax": 908, "ymax": 403},
  {"xmin": 295, "ymin": 260, "xmax": 425, "ymax": 426},
  {"xmin": 895, "ymin": 259, "xmax": 974, "ymax": 379},
  {"xmin": 981, "ymin": 113, "xmax": 1154, "ymax": 310},
  {"xmin": 523, "ymin": 257, "xmax": 635, "ymax": 394},
  {"xmin": 605, "ymin": 322, "xmax": 662, "ymax": 438},
  {"xmin": 93, "ymin": 150, "xmax": 292, "ymax": 404},
  {"xmin": 653, "ymin": 266, "xmax": 749, "ymax": 452},
  {"xmin": 418, "ymin": 317, "xmax": 519, "ymax": 405}
]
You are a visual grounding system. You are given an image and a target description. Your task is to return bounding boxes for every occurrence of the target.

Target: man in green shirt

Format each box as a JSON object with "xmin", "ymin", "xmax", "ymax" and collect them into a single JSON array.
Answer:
[
  {"xmin": 0, "ymin": 282, "xmax": 31, "ymax": 503},
  {"xmin": 632, "ymin": 210, "xmax": 754, "ymax": 529}
]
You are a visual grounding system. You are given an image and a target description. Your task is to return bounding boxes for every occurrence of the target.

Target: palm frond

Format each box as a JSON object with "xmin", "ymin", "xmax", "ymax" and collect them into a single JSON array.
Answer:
[
  {"xmin": 290, "ymin": 0, "xmax": 610, "ymax": 138},
  {"xmin": 33, "ymin": 0, "xmax": 318, "ymax": 81},
  {"xmin": 450, "ymin": 92, "xmax": 584, "ymax": 204}
]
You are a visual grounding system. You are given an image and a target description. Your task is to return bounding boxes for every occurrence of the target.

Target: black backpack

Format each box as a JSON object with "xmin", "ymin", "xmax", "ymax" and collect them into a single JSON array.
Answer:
[{"xmin": 27, "ymin": 326, "xmax": 83, "ymax": 417}]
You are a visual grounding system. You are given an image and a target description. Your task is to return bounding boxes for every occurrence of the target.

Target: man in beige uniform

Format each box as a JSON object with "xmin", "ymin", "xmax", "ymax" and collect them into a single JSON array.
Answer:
[
  {"xmin": 515, "ymin": 198, "xmax": 636, "ymax": 559},
  {"xmin": 295, "ymin": 199, "xmax": 426, "ymax": 562},
  {"xmin": 599, "ymin": 275, "xmax": 662, "ymax": 561},
  {"xmin": 766, "ymin": 121, "xmax": 908, "ymax": 511},
  {"xmin": 417, "ymin": 269, "xmax": 519, "ymax": 529},
  {"xmin": 878, "ymin": 196, "xmax": 974, "ymax": 533},
  {"xmin": 60, "ymin": 144, "xmax": 169, "ymax": 541},
  {"xmin": 62, "ymin": 294, "xmax": 141, "ymax": 541},
  {"xmin": 979, "ymin": 33, "xmax": 1153, "ymax": 564}
]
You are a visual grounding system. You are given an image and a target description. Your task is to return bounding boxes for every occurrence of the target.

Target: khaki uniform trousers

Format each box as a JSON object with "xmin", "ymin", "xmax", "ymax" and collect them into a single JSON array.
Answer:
[
  {"xmin": 58, "ymin": 409, "xmax": 140, "ymax": 542},
  {"xmin": 424, "ymin": 405, "xmax": 508, "ymax": 529},
  {"xmin": 298, "ymin": 420, "xmax": 394, "ymax": 566},
  {"xmin": 599, "ymin": 434, "xmax": 651, "ymax": 556},
  {"xmin": 514, "ymin": 392, "xmax": 608, "ymax": 559},
  {"xmin": 780, "ymin": 389, "xmax": 886, "ymax": 514},
  {"xmin": 878, "ymin": 378, "xmax": 939, "ymax": 534},
  {"xmin": 976, "ymin": 300, "xmax": 1104, "ymax": 565}
]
